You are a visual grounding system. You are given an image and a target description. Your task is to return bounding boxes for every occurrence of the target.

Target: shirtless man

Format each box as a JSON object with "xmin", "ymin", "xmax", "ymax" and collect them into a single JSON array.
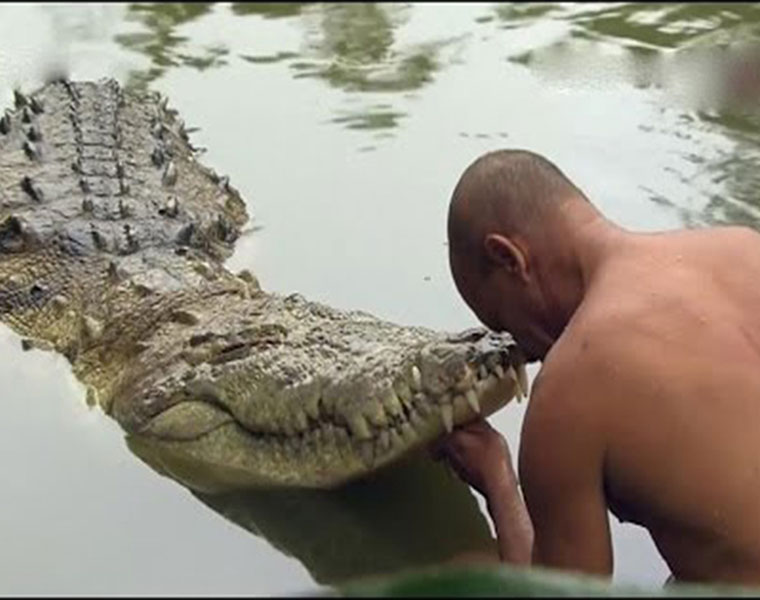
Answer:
[{"xmin": 436, "ymin": 149, "xmax": 760, "ymax": 584}]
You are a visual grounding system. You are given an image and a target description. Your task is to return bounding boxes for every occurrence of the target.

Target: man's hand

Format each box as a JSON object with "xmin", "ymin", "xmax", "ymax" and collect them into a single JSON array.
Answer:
[
  {"xmin": 431, "ymin": 418, "xmax": 534, "ymax": 564},
  {"xmin": 430, "ymin": 418, "xmax": 516, "ymax": 497}
]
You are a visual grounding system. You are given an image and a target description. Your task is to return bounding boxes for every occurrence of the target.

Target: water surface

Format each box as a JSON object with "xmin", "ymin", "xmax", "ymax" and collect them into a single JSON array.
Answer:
[{"xmin": 2, "ymin": 2, "xmax": 759, "ymax": 594}]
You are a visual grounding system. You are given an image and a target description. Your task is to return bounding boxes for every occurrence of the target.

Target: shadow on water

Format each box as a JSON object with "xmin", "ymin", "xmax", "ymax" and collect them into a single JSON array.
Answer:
[{"xmin": 127, "ymin": 436, "xmax": 497, "ymax": 586}]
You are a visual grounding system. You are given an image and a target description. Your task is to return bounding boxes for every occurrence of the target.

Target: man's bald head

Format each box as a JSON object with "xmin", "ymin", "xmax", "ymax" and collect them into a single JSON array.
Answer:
[{"xmin": 448, "ymin": 149, "xmax": 588, "ymax": 273}]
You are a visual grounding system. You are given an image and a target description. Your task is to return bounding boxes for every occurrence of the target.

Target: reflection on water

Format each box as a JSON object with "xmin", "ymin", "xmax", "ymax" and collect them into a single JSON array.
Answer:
[
  {"xmin": 230, "ymin": 2, "xmax": 309, "ymax": 20},
  {"xmin": 481, "ymin": 2, "xmax": 760, "ymax": 230},
  {"xmin": 4, "ymin": 1, "xmax": 760, "ymax": 594},
  {"xmin": 129, "ymin": 435, "xmax": 496, "ymax": 586},
  {"xmin": 112, "ymin": 1, "xmax": 760, "ymax": 226},
  {"xmin": 567, "ymin": 3, "xmax": 760, "ymax": 49},
  {"xmin": 291, "ymin": 3, "xmax": 440, "ymax": 95},
  {"xmin": 232, "ymin": 3, "xmax": 450, "ymax": 133},
  {"xmin": 114, "ymin": 3, "xmax": 224, "ymax": 90},
  {"xmin": 491, "ymin": 2, "xmax": 561, "ymax": 25}
]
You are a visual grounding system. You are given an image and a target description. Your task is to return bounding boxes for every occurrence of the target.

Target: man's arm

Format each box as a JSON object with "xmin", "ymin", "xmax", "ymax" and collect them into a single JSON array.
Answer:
[
  {"xmin": 436, "ymin": 419, "xmax": 533, "ymax": 564},
  {"xmin": 484, "ymin": 454, "xmax": 534, "ymax": 564},
  {"xmin": 518, "ymin": 378, "xmax": 613, "ymax": 576},
  {"xmin": 436, "ymin": 361, "xmax": 612, "ymax": 576}
]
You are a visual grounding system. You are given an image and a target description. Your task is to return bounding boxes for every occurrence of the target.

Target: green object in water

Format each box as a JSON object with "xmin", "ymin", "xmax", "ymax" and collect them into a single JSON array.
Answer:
[{"xmin": 332, "ymin": 563, "xmax": 760, "ymax": 597}]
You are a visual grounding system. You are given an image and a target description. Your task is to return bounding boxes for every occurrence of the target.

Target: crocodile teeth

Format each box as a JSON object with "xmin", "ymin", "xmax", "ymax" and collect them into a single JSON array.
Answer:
[
  {"xmin": 359, "ymin": 441, "xmax": 375, "ymax": 467},
  {"xmin": 377, "ymin": 429, "xmax": 391, "ymax": 452},
  {"xmin": 416, "ymin": 398, "xmax": 432, "ymax": 417},
  {"xmin": 465, "ymin": 389, "xmax": 480, "ymax": 414},
  {"xmin": 517, "ymin": 363, "xmax": 529, "ymax": 398},
  {"xmin": 374, "ymin": 407, "xmax": 392, "ymax": 430},
  {"xmin": 389, "ymin": 428, "xmax": 403, "ymax": 450},
  {"xmin": 411, "ymin": 365, "xmax": 423, "ymax": 391},
  {"xmin": 494, "ymin": 364, "xmax": 505, "ymax": 379},
  {"xmin": 363, "ymin": 400, "xmax": 387, "ymax": 428},
  {"xmin": 409, "ymin": 408, "xmax": 425, "ymax": 431},
  {"xmin": 440, "ymin": 403, "xmax": 454, "ymax": 433},
  {"xmin": 347, "ymin": 413, "xmax": 372, "ymax": 440},
  {"xmin": 454, "ymin": 365, "xmax": 476, "ymax": 391},
  {"xmin": 294, "ymin": 410, "xmax": 308, "ymax": 432},
  {"xmin": 400, "ymin": 422, "xmax": 417, "ymax": 444},
  {"xmin": 394, "ymin": 379, "xmax": 413, "ymax": 404},
  {"xmin": 322, "ymin": 424, "xmax": 336, "ymax": 444},
  {"xmin": 478, "ymin": 364, "xmax": 488, "ymax": 380},
  {"xmin": 304, "ymin": 394, "xmax": 320, "ymax": 420},
  {"xmin": 381, "ymin": 389, "xmax": 404, "ymax": 417},
  {"xmin": 506, "ymin": 365, "xmax": 523, "ymax": 400}
]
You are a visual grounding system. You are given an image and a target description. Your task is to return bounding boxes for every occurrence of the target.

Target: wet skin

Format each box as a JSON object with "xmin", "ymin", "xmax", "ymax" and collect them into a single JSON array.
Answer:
[{"xmin": 440, "ymin": 224, "xmax": 760, "ymax": 585}]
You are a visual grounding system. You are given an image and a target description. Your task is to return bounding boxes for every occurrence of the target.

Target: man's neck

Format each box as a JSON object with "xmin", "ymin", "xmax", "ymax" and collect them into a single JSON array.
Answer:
[{"xmin": 539, "ymin": 202, "xmax": 631, "ymax": 342}]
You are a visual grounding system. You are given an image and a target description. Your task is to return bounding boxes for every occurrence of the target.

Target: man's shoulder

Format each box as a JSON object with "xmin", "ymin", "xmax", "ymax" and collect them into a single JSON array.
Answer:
[
  {"xmin": 534, "ymin": 307, "xmax": 650, "ymax": 403},
  {"xmin": 519, "ymin": 320, "xmax": 618, "ymax": 483}
]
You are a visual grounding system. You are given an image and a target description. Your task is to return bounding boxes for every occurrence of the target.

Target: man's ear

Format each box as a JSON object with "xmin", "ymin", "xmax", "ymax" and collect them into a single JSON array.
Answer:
[{"xmin": 483, "ymin": 233, "xmax": 529, "ymax": 282}]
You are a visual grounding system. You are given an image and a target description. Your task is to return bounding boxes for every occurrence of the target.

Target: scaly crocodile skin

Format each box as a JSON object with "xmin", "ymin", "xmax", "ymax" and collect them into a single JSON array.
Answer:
[{"xmin": 0, "ymin": 79, "xmax": 528, "ymax": 490}]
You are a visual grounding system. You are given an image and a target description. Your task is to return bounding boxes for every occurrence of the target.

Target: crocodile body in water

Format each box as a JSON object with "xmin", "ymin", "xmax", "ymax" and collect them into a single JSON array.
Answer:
[{"xmin": 0, "ymin": 78, "xmax": 527, "ymax": 491}]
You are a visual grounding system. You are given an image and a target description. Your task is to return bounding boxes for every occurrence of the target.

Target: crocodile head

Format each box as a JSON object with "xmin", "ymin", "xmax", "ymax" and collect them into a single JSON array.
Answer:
[{"xmin": 120, "ymin": 291, "xmax": 527, "ymax": 492}]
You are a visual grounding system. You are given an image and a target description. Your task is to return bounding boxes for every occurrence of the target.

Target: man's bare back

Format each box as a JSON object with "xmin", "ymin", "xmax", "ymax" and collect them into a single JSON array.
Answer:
[
  {"xmin": 443, "ymin": 150, "xmax": 760, "ymax": 585},
  {"xmin": 535, "ymin": 225, "xmax": 760, "ymax": 582}
]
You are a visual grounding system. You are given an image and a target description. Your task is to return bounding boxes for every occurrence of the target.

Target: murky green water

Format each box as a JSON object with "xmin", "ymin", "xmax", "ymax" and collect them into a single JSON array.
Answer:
[{"xmin": 2, "ymin": 2, "xmax": 760, "ymax": 595}]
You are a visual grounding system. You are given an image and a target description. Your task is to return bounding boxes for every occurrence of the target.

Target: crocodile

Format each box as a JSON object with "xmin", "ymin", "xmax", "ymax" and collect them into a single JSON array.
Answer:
[{"xmin": 0, "ymin": 78, "xmax": 528, "ymax": 491}]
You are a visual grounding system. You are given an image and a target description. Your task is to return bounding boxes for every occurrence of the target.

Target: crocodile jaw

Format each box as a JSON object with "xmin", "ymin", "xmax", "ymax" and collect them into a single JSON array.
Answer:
[{"xmin": 131, "ymin": 328, "xmax": 528, "ymax": 491}]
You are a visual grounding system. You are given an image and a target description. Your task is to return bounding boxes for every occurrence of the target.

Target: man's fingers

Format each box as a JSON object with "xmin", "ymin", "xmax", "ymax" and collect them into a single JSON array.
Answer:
[{"xmin": 428, "ymin": 418, "xmax": 498, "ymax": 466}]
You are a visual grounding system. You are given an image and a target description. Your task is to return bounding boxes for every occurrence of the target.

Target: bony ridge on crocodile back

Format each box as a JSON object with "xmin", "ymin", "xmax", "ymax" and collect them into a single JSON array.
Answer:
[{"xmin": 0, "ymin": 78, "xmax": 529, "ymax": 491}]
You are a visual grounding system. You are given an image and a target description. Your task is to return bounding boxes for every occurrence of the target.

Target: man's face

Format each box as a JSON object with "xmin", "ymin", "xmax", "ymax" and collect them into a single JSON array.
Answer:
[{"xmin": 449, "ymin": 249, "xmax": 547, "ymax": 362}]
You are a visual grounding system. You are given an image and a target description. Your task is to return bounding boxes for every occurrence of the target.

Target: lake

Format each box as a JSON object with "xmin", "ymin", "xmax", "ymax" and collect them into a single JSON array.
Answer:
[{"xmin": 1, "ymin": 2, "xmax": 759, "ymax": 595}]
